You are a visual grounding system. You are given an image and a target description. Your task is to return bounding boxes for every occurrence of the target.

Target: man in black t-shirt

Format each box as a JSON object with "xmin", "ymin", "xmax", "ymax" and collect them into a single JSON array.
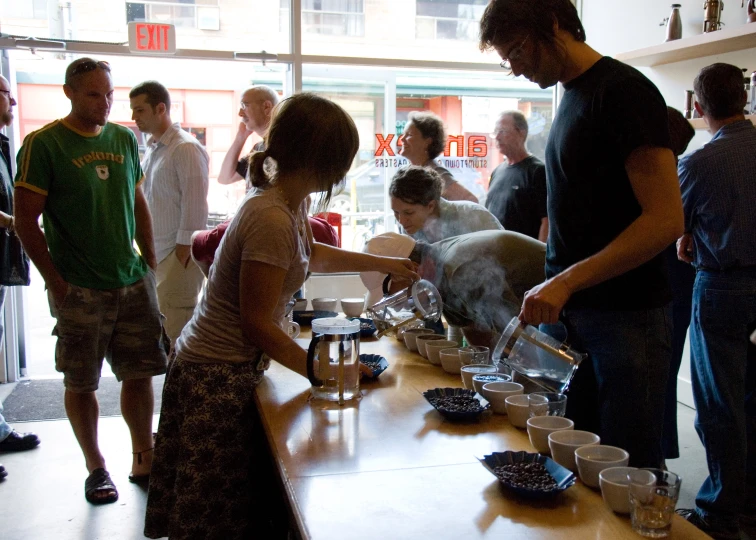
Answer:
[
  {"xmin": 480, "ymin": 0, "xmax": 684, "ymax": 469},
  {"xmin": 486, "ymin": 110, "xmax": 548, "ymax": 241}
]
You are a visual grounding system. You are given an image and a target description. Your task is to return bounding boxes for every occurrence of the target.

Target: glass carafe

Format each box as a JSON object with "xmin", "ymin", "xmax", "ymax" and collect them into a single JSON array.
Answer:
[
  {"xmin": 366, "ymin": 279, "xmax": 443, "ymax": 337},
  {"xmin": 493, "ymin": 317, "xmax": 586, "ymax": 393},
  {"xmin": 306, "ymin": 317, "xmax": 361, "ymax": 404}
]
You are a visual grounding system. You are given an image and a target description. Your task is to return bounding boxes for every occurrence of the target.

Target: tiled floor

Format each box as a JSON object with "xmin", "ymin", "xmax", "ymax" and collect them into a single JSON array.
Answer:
[
  {"xmin": 0, "ymin": 395, "xmax": 729, "ymax": 540},
  {"xmin": 0, "ymin": 412, "xmax": 161, "ymax": 540}
]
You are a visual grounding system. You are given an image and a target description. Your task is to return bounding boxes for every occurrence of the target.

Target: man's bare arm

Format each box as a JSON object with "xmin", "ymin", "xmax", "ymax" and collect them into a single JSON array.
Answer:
[{"xmin": 14, "ymin": 187, "xmax": 67, "ymax": 305}]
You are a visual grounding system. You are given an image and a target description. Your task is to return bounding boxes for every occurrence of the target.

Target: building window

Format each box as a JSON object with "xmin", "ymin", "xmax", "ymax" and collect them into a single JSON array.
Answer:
[
  {"xmin": 0, "ymin": 0, "xmax": 47, "ymax": 19},
  {"xmin": 301, "ymin": 0, "xmax": 365, "ymax": 37},
  {"xmin": 415, "ymin": 0, "xmax": 487, "ymax": 41},
  {"xmin": 126, "ymin": 0, "xmax": 219, "ymax": 30}
]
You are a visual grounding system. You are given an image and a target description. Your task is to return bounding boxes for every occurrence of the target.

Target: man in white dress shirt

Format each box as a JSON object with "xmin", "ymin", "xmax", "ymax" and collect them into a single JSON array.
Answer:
[{"xmin": 130, "ymin": 81, "xmax": 208, "ymax": 342}]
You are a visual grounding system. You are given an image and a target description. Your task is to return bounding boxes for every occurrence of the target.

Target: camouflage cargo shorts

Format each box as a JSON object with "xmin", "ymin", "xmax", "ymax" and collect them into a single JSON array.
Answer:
[{"xmin": 48, "ymin": 270, "xmax": 168, "ymax": 393}]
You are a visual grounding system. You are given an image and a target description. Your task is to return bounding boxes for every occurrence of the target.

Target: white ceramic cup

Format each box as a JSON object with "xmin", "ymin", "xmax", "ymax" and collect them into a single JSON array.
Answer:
[
  {"xmin": 575, "ymin": 445, "xmax": 630, "ymax": 489},
  {"xmin": 460, "ymin": 364, "xmax": 498, "ymax": 389},
  {"xmin": 526, "ymin": 416, "xmax": 574, "ymax": 454},
  {"xmin": 472, "ymin": 373, "xmax": 511, "ymax": 394},
  {"xmin": 547, "ymin": 430, "xmax": 601, "ymax": 472},
  {"xmin": 416, "ymin": 334, "xmax": 446, "ymax": 359},
  {"xmin": 505, "ymin": 394, "xmax": 531, "ymax": 428},
  {"xmin": 599, "ymin": 466, "xmax": 638, "ymax": 514},
  {"xmin": 403, "ymin": 328, "xmax": 434, "ymax": 352},
  {"xmin": 425, "ymin": 340, "xmax": 458, "ymax": 366},
  {"xmin": 311, "ymin": 297, "xmax": 338, "ymax": 312},
  {"xmin": 480, "ymin": 381, "xmax": 523, "ymax": 414},
  {"xmin": 340, "ymin": 298, "xmax": 365, "ymax": 318},
  {"xmin": 439, "ymin": 348, "xmax": 462, "ymax": 374}
]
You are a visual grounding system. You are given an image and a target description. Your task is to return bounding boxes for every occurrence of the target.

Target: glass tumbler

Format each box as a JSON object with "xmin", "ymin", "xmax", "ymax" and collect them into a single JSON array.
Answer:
[
  {"xmin": 458, "ymin": 346, "xmax": 490, "ymax": 366},
  {"xmin": 528, "ymin": 392, "xmax": 567, "ymax": 417},
  {"xmin": 628, "ymin": 469, "xmax": 682, "ymax": 538}
]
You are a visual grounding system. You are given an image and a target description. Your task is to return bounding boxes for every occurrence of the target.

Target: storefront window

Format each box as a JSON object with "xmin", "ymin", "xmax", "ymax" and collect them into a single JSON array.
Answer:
[
  {"xmin": 0, "ymin": 0, "xmax": 289, "ymax": 53},
  {"xmin": 298, "ymin": 0, "xmax": 498, "ymax": 63},
  {"xmin": 8, "ymin": 50, "xmax": 287, "ymax": 219},
  {"xmin": 415, "ymin": 0, "xmax": 487, "ymax": 41},
  {"xmin": 303, "ymin": 65, "xmax": 552, "ymax": 251},
  {"xmin": 302, "ymin": 0, "xmax": 364, "ymax": 37}
]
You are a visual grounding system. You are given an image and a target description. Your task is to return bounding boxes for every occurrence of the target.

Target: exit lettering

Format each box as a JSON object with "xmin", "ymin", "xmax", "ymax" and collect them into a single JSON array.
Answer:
[{"xmin": 135, "ymin": 23, "xmax": 171, "ymax": 51}]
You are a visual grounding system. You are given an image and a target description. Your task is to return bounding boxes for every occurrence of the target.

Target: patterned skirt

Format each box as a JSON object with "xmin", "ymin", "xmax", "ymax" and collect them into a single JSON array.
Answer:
[{"xmin": 144, "ymin": 356, "xmax": 264, "ymax": 540}]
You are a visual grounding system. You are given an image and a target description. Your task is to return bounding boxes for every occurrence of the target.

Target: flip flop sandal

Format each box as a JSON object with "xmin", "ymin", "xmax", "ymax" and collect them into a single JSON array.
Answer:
[{"xmin": 85, "ymin": 468, "xmax": 118, "ymax": 505}]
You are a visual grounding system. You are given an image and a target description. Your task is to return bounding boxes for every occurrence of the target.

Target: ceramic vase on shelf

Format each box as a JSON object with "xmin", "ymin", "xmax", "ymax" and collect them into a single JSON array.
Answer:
[{"xmin": 665, "ymin": 4, "xmax": 682, "ymax": 41}]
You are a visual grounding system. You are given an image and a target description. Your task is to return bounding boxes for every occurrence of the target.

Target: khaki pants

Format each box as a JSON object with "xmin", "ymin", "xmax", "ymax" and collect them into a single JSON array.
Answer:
[{"xmin": 156, "ymin": 250, "xmax": 205, "ymax": 342}]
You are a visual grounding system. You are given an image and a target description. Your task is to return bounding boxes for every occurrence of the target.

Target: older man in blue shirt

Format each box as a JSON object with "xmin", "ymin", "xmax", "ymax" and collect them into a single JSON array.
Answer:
[{"xmin": 676, "ymin": 62, "xmax": 756, "ymax": 540}]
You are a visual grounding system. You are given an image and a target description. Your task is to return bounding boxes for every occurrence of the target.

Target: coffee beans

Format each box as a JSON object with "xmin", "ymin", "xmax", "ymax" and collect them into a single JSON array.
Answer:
[
  {"xmin": 362, "ymin": 360, "xmax": 382, "ymax": 372},
  {"xmin": 493, "ymin": 462, "xmax": 558, "ymax": 491},
  {"xmin": 429, "ymin": 395, "xmax": 484, "ymax": 414},
  {"xmin": 360, "ymin": 321, "xmax": 374, "ymax": 332}
]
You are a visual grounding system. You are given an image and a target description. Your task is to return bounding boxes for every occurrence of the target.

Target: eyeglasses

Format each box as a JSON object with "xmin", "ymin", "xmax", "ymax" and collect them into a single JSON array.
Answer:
[
  {"xmin": 67, "ymin": 60, "xmax": 111, "ymax": 80},
  {"xmin": 499, "ymin": 35, "xmax": 530, "ymax": 72}
]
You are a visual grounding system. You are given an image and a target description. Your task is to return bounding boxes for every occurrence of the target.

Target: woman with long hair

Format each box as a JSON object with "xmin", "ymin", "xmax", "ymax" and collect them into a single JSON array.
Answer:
[{"xmin": 144, "ymin": 93, "xmax": 418, "ymax": 539}]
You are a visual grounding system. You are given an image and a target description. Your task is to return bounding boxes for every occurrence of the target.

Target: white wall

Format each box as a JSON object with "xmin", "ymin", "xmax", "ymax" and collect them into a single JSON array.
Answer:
[
  {"xmin": 581, "ymin": 1, "xmax": 756, "ymax": 408},
  {"xmin": 583, "ymin": 0, "xmax": 755, "ymax": 156}
]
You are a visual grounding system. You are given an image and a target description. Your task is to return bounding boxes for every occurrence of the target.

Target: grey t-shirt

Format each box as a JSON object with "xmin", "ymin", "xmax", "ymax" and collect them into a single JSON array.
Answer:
[
  {"xmin": 176, "ymin": 187, "xmax": 311, "ymax": 368},
  {"xmin": 410, "ymin": 198, "xmax": 502, "ymax": 244},
  {"xmin": 418, "ymin": 230, "xmax": 546, "ymax": 332}
]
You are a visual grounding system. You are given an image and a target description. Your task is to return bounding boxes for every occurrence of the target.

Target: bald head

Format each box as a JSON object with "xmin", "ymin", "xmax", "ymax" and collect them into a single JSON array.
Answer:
[
  {"xmin": 0, "ymin": 75, "xmax": 16, "ymax": 128},
  {"xmin": 239, "ymin": 85, "xmax": 279, "ymax": 135}
]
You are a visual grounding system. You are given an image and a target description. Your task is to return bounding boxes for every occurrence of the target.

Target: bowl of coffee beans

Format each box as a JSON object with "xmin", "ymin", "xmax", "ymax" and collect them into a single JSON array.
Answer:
[
  {"xmin": 422, "ymin": 387, "xmax": 490, "ymax": 421},
  {"xmin": 350, "ymin": 317, "xmax": 377, "ymax": 338},
  {"xmin": 360, "ymin": 354, "xmax": 388, "ymax": 379},
  {"xmin": 479, "ymin": 450, "xmax": 576, "ymax": 499}
]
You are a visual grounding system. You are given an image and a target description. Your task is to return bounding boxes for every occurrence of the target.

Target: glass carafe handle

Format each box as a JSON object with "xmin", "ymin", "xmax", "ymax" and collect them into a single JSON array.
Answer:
[{"xmin": 306, "ymin": 337, "xmax": 323, "ymax": 386}]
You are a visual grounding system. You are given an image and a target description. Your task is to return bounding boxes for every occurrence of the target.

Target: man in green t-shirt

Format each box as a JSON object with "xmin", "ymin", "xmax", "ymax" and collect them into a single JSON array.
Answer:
[{"xmin": 14, "ymin": 58, "xmax": 168, "ymax": 506}]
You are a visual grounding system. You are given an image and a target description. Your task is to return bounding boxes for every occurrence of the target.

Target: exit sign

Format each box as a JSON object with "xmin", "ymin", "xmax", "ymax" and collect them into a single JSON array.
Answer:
[{"xmin": 128, "ymin": 22, "xmax": 176, "ymax": 55}]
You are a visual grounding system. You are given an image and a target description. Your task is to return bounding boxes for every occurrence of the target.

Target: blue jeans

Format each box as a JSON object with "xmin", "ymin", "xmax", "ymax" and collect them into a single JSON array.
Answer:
[
  {"xmin": 552, "ymin": 306, "xmax": 671, "ymax": 468},
  {"xmin": 690, "ymin": 268, "xmax": 756, "ymax": 522}
]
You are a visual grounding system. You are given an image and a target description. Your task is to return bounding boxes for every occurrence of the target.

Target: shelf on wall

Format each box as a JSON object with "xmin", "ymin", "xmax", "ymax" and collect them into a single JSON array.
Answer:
[
  {"xmin": 688, "ymin": 114, "xmax": 756, "ymax": 130},
  {"xmin": 615, "ymin": 23, "xmax": 756, "ymax": 67}
]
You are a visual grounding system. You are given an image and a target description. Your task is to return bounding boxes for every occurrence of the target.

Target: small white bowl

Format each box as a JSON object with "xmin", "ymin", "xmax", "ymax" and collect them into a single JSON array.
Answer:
[
  {"xmin": 439, "ymin": 348, "xmax": 462, "ymax": 374},
  {"xmin": 415, "ymin": 334, "xmax": 446, "ymax": 359},
  {"xmin": 293, "ymin": 298, "xmax": 308, "ymax": 311},
  {"xmin": 403, "ymin": 328, "xmax": 434, "ymax": 352},
  {"xmin": 480, "ymin": 381, "xmax": 523, "ymax": 414},
  {"xmin": 340, "ymin": 298, "xmax": 365, "ymax": 318},
  {"xmin": 548, "ymin": 430, "xmax": 601, "ymax": 472},
  {"xmin": 460, "ymin": 364, "xmax": 497, "ymax": 389},
  {"xmin": 425, "ymin": 340, "xmax": 458, "ymax": 366},
  {"xmin": 311, "ymin": 297, "xmax": 338, "ymax": 312},
  {"xmin": 599, "ymin": 466, "xmax": 637, "ymax": 514},
  {"xmin": 472, "ymin": 373, "xmax": 511, "ymax": 394},
  {"xmin": 526, "ymin": 416, "xmax": 574, "ymax": 455},
  {"xmin": 505, "ymin": 394, "xmax": 531, "ymax": 428},
  {"xmin": 575, "ymin": 445, "xmax": 630, "ymax": 489}
]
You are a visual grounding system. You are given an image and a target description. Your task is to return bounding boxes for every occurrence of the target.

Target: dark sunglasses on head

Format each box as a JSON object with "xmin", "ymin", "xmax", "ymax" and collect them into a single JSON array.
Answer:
[{"xmin": 69, "ymin": 60, "xmax": 111, "ymax": 78}]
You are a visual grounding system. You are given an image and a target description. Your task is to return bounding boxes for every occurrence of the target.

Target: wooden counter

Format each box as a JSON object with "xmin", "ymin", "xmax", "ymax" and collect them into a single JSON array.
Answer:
[{"xmin": 253, "ymin": 333, "xmax": 708, "ymax": 540}]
